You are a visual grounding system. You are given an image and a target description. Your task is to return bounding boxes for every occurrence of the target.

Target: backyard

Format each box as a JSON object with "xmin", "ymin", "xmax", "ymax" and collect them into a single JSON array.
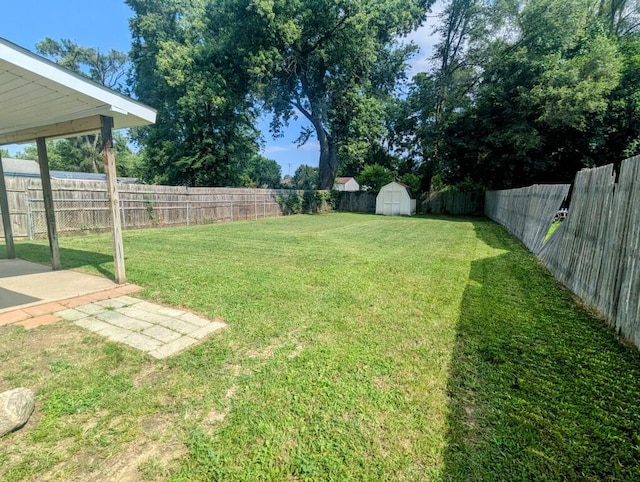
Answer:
[{"xmin": 1, "ymin": 213, "xmax": 639, "ymax": 481}]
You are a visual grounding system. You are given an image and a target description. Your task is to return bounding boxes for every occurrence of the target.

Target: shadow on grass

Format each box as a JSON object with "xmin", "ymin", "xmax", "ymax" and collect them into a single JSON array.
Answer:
[
  {"xmin": 443, "ymin": 221, "xmax": 640, "ymax": 480},
  {"xmin": 0, "ymin": 243, "xmax": 115, "ymax": 280}
]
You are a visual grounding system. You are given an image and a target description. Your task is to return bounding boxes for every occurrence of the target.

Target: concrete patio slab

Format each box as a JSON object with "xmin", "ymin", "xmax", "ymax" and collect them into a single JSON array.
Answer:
[
  {"xmin": 0, "ymin": 259, "xmax": 116, "ymax": 314},
  {"xmin": 0, "ymin": 259, "xmax": 226, "ymax": 358}
]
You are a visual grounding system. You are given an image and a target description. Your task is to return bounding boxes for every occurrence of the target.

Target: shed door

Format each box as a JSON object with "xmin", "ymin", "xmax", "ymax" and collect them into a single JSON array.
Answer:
[{"xmin": 385, "ymin": 190, "xmax": 402, "ymax": 215}]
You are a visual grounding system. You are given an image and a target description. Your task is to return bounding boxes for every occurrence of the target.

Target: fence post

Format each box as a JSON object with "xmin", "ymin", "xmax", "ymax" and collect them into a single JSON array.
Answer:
[
  {"xmin": 231, "ymin": 196, "xmax": 234, "ymax": 222},
  {"xmin": 186, "ymin": 188, "xmax": 190, "ymax": 226},
  {"xmin": 264, "ymin": 193, "xmax": 266, "ymax": 219},
  {"xmin": 120, "ymin": 198, "xmax": 126, "ymax": 229},
  {"xmin": 254, "ymin": 191, "xmax": 258, "ymax": 221},
  {"xmin": 25, "ymin": 189, "xmax": 34, "ymax": 240}
]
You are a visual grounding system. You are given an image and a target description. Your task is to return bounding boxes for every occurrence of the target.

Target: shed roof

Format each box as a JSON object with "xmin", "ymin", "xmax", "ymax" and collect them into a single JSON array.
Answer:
[
  {"xmin": 0, "ymin": 37, "xmax": 156, "ymax": 145},
  {"xmin": 1, "ymin": 157, "xmax": 40, "ymax": 175}
]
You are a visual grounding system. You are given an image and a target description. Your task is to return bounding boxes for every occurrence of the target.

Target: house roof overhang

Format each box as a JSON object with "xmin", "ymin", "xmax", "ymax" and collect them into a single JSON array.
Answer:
[{"xmin": 0, "ymin": 37, "xmax": 156, "ymax": 146}]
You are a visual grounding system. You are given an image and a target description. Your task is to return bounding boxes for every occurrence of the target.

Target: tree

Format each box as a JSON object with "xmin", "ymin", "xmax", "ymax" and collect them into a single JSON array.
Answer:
[
  {"xmin": 293, "ymin": 165, "xmax": 319, "ymax": 190},
  {"xmin": 14, "ymin": 132, "xmax": 141, "ymax": 177},
  {"xmin": 412, "ymin": 0, "xmax": 633, "ymax": 189},
  {"xmin": 209, "ymin": 0, "xmax": 432, "ymax": 189},
  {"xmin": 36, "ymin": 37, "xmax": 129, "ymax": 90},
  {"xmin": 127, "ymin": 0, "xmax": 261, "ymax": 186},
  {"xmin": 357, "ymin": 164, "xmax": 394, "ymax": 192},
  {"xmin": 35, "ymin": 38, "xmax": 133, "ymax": 174},
  {"xmin": 242, "ymin": 155, "xmax": 282, "ymax": 188}
]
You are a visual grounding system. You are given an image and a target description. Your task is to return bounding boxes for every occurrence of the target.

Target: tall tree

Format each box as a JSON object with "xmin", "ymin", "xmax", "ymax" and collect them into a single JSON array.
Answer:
[
  {"xmin": 127, "ymin": 0, "xmax": 261, "ymax": 186},
  {"xmin": 413, "ymin": 0, "xmax": 635, "ymax": 189},
  {"xmin": 35, "ymin": 38, "xmax": 133, "ymax": 173},
  {"xmin": 208, "ymin": 0, "xmax": 432, "ymax": 189}
]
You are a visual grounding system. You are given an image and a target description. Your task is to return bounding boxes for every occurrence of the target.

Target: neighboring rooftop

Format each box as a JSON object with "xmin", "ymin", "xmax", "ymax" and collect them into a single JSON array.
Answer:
[{"xmin": 1, "ymin": 157, "xmax": 139, "ymax": 184}]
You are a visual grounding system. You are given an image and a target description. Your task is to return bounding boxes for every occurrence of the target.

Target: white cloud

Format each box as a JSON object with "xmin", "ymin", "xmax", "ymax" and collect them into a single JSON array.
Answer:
[
  {"xmin": 263, "ymin": 145, "xmax": 291, "ymax": 154},
  {"xmin": 402, "ymin": 1, "xmax": 444, "ymax": 77}
]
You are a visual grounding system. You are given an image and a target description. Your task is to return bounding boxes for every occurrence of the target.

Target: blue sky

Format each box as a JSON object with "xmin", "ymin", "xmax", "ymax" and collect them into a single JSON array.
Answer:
[{"xmin": 1, "ymin": 0, "xmax": 438, "ymax": 176}]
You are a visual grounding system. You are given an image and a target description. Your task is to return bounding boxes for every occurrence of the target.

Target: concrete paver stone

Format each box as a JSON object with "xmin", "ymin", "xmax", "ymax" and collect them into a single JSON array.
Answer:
[
  {"xmin": 148, "ymin": 336, "xmax": 198, "ymax": 359},
  {"xmin": 179, "ymin": 312, "xmax": 212, "ymax": 327},
  {"xmin": 95, "ymin": 298, "xmax": 130, "ymax": 309},
  {"xmin": 123, "ymin": 332, "xmax": 163, "ymax": 352},
  {"xmin": 156, "ymin": 318, "xmax": 201, "ymax": 335},
  {"xmin": 74, "ymin": 318, "xmax": 113, "ymax": 333},
  {"xmin": 54, "ymin": 309, "xmax": 90, "ymax": 322},
  {"xmin": 75, "ymin": 304, "xmax": 107, "ymax": 315},
  {"xmin": 190, "ymin": 322, "xmax": 227, "ymax": 340},
  {"xmin": 143, "ymin": 325, "xmax": 183, "ymax": 343},
  {"xmin": 2, "ymin": 273, "xmax": 226, "ymax": 358}
]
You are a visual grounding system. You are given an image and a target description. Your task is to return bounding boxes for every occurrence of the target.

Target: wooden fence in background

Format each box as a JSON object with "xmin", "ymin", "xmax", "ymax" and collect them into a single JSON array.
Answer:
[
  {"xmin": 486, "ymin": 156, "xmax": 640, "ymax": 348},
  {"xmin": 334, "ymin": 191, "xmax": 376, "ymax": 213},
  {"xmin": 0, "ymin": 177, "xmax": 298, "ymax": 239},
  {"xmin": 423, "ymin": 190, "xmax": 484, "ymax": 215},
  {"xmin": 485, "ymin": 184, "xmax": 571, "ymax": 253}
]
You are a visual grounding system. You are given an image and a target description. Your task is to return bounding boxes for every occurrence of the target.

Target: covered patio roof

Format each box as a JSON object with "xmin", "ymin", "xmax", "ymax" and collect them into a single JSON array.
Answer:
[{"xmin": 0, "ymin": 37, "xmax": 156, "ymax": 283}]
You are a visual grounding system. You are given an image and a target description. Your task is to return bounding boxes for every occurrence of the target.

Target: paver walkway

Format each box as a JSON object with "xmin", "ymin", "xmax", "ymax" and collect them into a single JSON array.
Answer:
[
  {"xmin": 56, "ymin": 296, "xmax": 226, "ymax": 359},
  {"xmin": 0, "ymin": 284, "xmax": 226, "ymax": 359}
]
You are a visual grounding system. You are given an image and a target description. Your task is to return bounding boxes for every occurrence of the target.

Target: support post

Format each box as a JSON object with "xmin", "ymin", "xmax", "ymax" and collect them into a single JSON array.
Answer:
[
  {"xmin": 36, "ymin": 138, "xmax": 61, "ymax": 270},
  {"xmin": 101, "ymin": 116, "xmax": 126, "ymax": 284},
  {"xmin": 0, "ymin": 153, "xmax": 16, "ymax": 258}
]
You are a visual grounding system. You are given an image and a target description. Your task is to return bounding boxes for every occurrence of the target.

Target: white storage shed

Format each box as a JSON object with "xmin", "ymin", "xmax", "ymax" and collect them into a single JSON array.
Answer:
[{"xmin": 375, "ymin": 182, "xmax": 416, "ymax": 216}]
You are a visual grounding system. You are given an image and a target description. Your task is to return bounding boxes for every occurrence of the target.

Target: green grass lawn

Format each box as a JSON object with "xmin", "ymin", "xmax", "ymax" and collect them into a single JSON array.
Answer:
[{"xmin": 1, "ymin": 213, "xmax": 639, "ymax": 481}]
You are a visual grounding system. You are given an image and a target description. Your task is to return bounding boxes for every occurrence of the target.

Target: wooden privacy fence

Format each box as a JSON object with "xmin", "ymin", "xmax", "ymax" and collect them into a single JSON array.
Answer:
[
  {"xmin": 423, "ymin": 190, "xmax": 484, "ymax": 215},
  {"xmin": 333, "ymin": 191, "xmax": 377, "ymax": 213},
  {"xmin": 486, "ymin": 155, "xmax": 640, "ymax": 348},
  {"xmin": 485, "ymin": 184, "xmax": 571, "ymax": 253},
  {"xmin": 0, "ymin": 176, "xmax": 300, "ymax": 239}
]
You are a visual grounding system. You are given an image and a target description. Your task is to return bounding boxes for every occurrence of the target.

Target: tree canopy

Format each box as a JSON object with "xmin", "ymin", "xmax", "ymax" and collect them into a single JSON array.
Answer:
[{"xmin": 121, "ymin": 0, "xmax": 640, "ymax": 191}]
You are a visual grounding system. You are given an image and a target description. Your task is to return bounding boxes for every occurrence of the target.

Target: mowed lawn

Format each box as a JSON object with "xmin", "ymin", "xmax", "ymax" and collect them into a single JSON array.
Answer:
[{"xmin": 1, "ymin": 213, "xmax": 640, "ymax": 481}]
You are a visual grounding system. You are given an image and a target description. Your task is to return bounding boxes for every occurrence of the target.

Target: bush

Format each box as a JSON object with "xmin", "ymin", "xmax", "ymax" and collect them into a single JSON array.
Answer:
[{"xmin": 277, "ymin": 193, "xmax": 303, "ymax": 215}]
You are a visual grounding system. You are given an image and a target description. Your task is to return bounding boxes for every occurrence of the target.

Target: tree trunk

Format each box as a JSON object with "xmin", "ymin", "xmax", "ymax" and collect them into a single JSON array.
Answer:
[{"xmin": 316, "ymin": 122, "xmax": 338, "ymax": 190}]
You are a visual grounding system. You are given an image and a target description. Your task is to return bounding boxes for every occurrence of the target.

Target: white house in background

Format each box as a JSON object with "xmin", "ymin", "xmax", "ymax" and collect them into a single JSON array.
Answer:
[
  {"xmin": 334, "ymin": 177, "xmax": 360, "ymax": 191},
  {"xmin": 375, "ymin": 182, "xmax": 416, "ymax": 216}
]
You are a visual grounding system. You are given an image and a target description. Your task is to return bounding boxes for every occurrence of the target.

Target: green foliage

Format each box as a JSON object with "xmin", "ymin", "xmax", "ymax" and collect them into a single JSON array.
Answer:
[
  {"xmin": 398, "ymin": 173, "xmax": 421, "ymax": 193},
  {"xmin": 292, "ymin": 164, "xmax": 318, "ymax": 190},
  {"xmin": 203, "ymin": 0, "xmax": 431, "ymax": 189},
  {"xmin": 357, "ymin": 164, "xmax": 394, "ymax": 192},
  {"xmin": 241, "ymin": 155, "xmax": 282, "ymax": 188},
  {"xmin": 13, "ymin": 133, "xmax": 142, "ymax": 177},
  {"xmin": 406, "ymin": 0, "xmax": 640, "ymax": 189},
  {"xmin": 36, "ymin": 37, "xmax": 129, "ymax": 90},
  {"xmin": 277, "ymin": 192, "xmax": 304, "ymax": 215},
  {"xmin": 127, "ymin": 0, "xmax": 261, "ymax": 187}
]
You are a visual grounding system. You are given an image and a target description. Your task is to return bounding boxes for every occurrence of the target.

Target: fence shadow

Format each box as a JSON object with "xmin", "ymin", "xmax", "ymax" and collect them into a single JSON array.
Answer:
[
  {"xmin": 442, "ymin": 221, "xmax": 640, "ymax": 480},
  {"xmin": 1, "ymin": 243, "xmax": 115, "ymax": 280}
]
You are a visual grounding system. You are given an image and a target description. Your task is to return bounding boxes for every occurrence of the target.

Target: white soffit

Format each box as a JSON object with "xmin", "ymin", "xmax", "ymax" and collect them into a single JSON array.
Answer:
[{"xmin": 0, "ymin": 37, "xmax": 156, "ymax": 145}]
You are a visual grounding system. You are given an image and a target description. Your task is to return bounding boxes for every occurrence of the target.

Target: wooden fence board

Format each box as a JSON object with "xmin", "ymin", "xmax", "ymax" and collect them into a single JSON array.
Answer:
[
  {"xmin": 0, "ymin": 177, "xmax": 304, "ymax": 238},
  {"xmin": 489, "ymin": 157, "xmax": 640, "ymax": 349}
]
